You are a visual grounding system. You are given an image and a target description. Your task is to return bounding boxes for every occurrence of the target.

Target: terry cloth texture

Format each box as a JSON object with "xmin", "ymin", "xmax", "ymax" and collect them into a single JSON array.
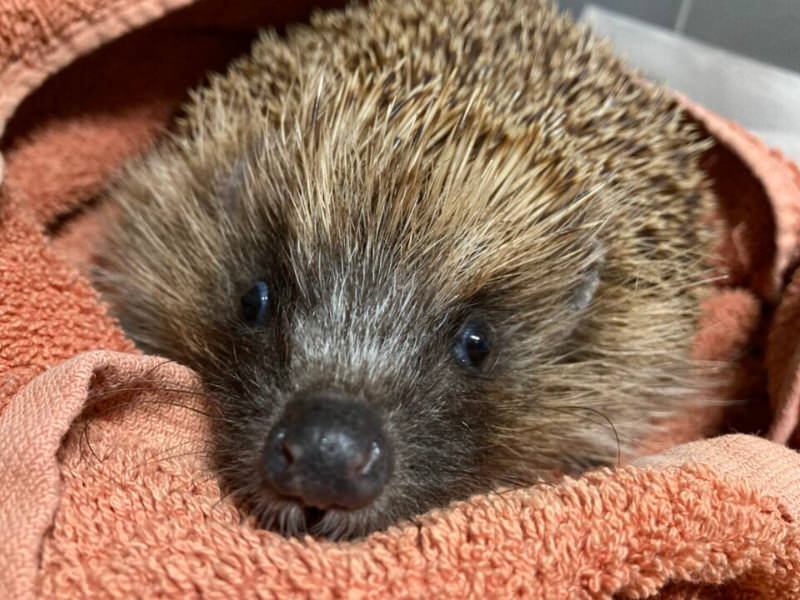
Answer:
[{"xmin": 2, "ymin": 1, "xmax": 800, "ymax": 598}]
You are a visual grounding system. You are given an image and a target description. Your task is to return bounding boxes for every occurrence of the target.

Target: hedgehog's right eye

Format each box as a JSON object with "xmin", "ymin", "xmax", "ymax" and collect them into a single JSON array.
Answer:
[
  {"xmin": 454, "ymin": 320, "xmax": 492, "ymax": 371},
  {"xmin": 241, "ymin": 281, "xmax": 270, "ymax": 324}
]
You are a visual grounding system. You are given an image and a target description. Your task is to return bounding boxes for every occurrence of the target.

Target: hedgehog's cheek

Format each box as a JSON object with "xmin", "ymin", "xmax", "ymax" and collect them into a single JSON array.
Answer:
[{"xmin": 261, "ymin": 392, "xmax": 393, "ymax": 511}]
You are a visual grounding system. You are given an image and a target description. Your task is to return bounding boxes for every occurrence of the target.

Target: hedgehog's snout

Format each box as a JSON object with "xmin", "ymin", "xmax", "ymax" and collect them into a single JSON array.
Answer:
[{"xmin": 262, "ymin": 394, "xmax": 393, "ymax": 511}]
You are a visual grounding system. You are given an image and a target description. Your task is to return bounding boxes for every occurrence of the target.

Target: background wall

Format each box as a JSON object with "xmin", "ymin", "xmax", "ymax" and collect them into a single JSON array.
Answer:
[{"xmin": 555, "ymin": 0, "xmax": 800, "ymax": 74}]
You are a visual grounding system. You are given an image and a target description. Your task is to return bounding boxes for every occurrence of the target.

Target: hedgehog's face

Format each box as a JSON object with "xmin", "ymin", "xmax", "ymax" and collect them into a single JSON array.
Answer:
[{"xmin": 171, "ymin": 140, "xmax": 611, "ymax": 540}]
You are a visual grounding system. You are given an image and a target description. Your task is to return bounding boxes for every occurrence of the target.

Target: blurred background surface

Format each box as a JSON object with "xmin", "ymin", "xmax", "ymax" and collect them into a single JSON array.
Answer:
[{"xmin": 554, "ymin": 0, "xmax": 800, "ymax": 162}]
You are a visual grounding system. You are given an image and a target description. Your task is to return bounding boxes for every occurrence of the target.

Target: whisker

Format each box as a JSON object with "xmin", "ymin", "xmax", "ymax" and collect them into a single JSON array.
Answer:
[
  {"xmin": 537, "ymin": 405, "xmax": 622, "ymax": 467},
  {"xmin": 140, "ymin": 358, "xmax": 186, "ymax": 380},
  {"xmin": 117, "ymin": 398, "xmax": 218, "ymax": 419},
  {"xmin": 134, "ymin": 448, "xmax": 214, "ymax": 468}
]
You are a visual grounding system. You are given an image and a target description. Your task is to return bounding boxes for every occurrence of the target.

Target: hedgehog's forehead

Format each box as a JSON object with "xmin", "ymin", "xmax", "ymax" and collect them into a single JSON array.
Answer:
[
  {"xmin": 273, "ymin": 160, "xmax": 590, "ymax": 303},
  {"xmin": 283, "ymin": 219, "xmax": 474, "ymax": 314}
]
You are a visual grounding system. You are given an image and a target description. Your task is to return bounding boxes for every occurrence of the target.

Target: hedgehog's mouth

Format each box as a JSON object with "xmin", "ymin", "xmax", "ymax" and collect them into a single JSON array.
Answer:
[
  {"xmin": 253, "ymin": 482, "xmax": 387, "ymax": 540},
  {"xmin": 303, "ymin": 506, "xmax": 327, "ymax": 530}
]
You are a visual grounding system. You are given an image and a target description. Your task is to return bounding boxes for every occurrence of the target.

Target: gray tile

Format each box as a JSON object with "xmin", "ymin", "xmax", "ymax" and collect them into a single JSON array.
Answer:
[
  {"xmin": 684, "ymin": 0, "xmax": 800, "ymax": 73},
  {"xmin": 555, "ymin": 0, "xmax": 682, "ymax": 29}
]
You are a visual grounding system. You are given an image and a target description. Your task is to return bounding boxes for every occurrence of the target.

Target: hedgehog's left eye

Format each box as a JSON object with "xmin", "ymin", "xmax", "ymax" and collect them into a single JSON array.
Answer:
[
  {"xmin": 455, "ymin": 320, "xmax": 492, "ymax": 370},
  {"xmin": 241, "ymin": 281, "xmax": 270, "ymax": 324}
]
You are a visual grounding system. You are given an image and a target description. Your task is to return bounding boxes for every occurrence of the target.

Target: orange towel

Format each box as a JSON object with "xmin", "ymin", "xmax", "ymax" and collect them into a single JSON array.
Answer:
[{"xmin": 2, "ymin": 1, "xmax": 800, "ymax": 597}]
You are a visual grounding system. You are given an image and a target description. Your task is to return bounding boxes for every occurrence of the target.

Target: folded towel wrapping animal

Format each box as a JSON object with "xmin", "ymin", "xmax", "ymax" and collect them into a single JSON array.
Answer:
[{"xmin": 2, "ymin": 0, "xmax": 800, "ymax": 597}]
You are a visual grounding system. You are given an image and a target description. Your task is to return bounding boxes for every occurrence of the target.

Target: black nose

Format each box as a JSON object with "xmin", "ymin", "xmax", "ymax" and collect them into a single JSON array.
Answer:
[{"xmin": 263, "ymin": 395, "xmax": 392, "ymax": 510}]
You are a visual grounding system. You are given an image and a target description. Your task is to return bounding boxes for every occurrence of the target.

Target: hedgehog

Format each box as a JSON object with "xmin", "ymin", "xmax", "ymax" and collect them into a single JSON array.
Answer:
[{"xmin": 95, "ymin": 0, "xmax": 716, "ymax": 540}]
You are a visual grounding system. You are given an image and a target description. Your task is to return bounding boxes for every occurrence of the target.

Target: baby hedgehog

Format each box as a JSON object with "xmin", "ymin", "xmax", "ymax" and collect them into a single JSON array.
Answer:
[{"xmin": 97, "ymin": 0, "xmax": 715, "ymax": 539}]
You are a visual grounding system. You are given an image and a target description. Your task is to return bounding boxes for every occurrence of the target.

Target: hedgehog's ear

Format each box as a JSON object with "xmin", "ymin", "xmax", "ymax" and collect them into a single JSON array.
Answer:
[
  {"xmin": 214, "ymin": 156, "xmax": 249, "ymax": 215},
  {"xmin": 569, "ymin": 239, "xmax": 604, "ymax": 313},
  {"xmin": 212, "ymin": 133, "xmax": 270, "ymax": 213}
]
